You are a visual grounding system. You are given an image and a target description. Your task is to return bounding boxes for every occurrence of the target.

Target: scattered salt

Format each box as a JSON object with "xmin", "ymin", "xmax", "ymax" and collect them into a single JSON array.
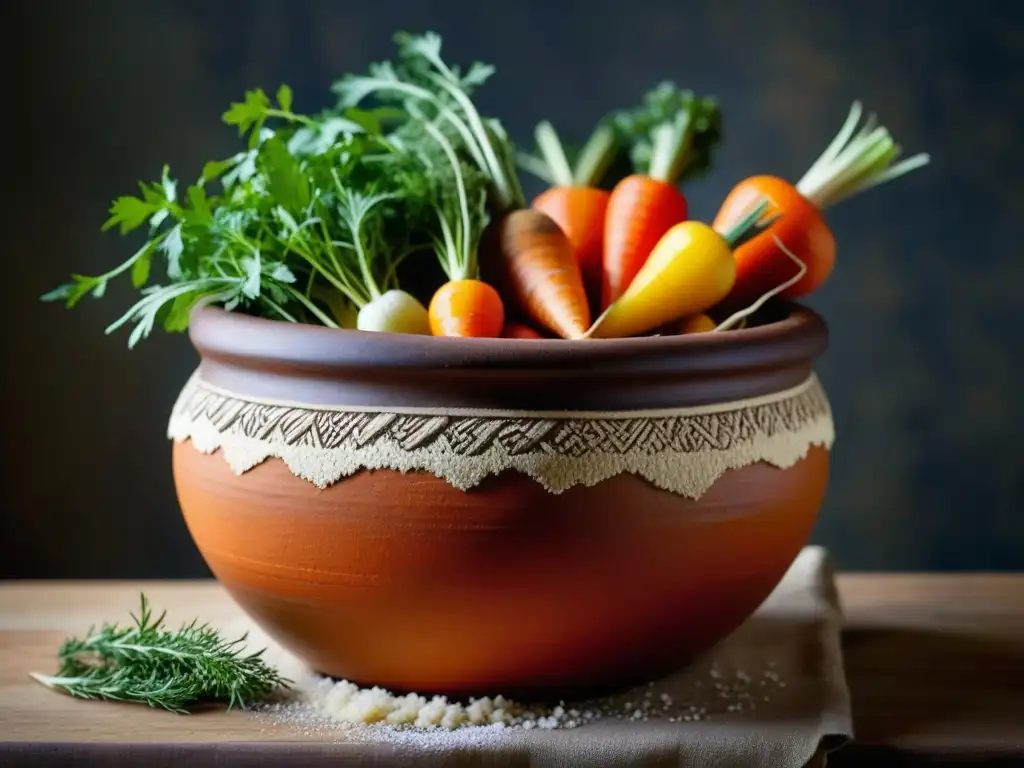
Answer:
[{"xmin": 258, "ymin": 658, "xmax": 791, "ymax": 739}]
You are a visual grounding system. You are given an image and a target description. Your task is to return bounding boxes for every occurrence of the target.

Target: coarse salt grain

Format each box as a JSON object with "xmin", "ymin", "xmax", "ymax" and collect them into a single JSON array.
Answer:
[{"xmin": 263, "ymin": 658, "xmax": 791, "ymax": 737}]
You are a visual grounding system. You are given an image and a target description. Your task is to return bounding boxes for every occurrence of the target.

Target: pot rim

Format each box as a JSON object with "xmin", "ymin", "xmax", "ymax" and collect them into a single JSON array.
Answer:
[{"xmin": 189, "ymin": 301, "xmax": 828, "ymax": 374}]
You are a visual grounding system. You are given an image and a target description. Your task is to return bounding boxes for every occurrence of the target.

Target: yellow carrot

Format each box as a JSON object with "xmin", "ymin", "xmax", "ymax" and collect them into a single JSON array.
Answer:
[
  {"xmin": 677, "ymin": 313, "xmax": 717, "ymax": 334},
  {"xmin": 587, "ymin": 201, "xmax": 768, "ymax": 339}
]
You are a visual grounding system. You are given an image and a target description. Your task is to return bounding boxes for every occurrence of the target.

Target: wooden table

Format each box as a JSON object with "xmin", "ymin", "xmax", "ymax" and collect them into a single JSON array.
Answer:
[{"xmin": 1, "ymin": 576, "xmax": 1022, "ymax": 766}]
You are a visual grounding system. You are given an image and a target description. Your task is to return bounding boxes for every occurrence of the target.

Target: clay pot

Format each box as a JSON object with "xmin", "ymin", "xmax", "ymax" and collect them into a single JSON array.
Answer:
[{"xmin": 169, "ymin": 302, "xmax": 833, "ymax": 699}]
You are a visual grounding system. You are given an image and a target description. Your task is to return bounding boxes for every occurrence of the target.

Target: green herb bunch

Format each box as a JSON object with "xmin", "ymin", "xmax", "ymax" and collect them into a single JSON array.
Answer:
[
  {"xmin": 41, "ymin": 31, "xmax": 523, "ymax": 346},
  {"xmin": 30, "ymin": 595, "xmax": 288, "ymax": 714},
  {"xmin": 332, "ymin": 31, "xmax": 525, "ymax": 215}
]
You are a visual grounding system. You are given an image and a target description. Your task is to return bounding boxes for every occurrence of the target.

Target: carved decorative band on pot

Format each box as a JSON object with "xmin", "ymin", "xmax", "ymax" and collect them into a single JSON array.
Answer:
[{"xmin": 169, "ymin": 371, "xmax": 834, "ymax": 499}]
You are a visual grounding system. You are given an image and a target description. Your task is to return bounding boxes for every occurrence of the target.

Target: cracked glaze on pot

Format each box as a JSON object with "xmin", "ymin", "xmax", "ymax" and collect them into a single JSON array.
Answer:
[{"xmin": 170, "ymin": 303, "xmax": 834, "ymax": 696}]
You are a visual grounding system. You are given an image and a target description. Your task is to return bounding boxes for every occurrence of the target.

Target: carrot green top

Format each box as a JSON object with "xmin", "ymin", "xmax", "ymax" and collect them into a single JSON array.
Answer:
[
  {"xmin": 611, "ymin": 82, "xmax": 723, "ymax": 185},
  {"xmin": 519, "ymin": 120, "xmax": 620, "ymax": 188},
  {"xmin": 795, "ymin": 101, "xmax": 930, "ymax": 209},
  {"xmin": 718, "ymin": 199, "xmax": 772, "ymax": 249}
]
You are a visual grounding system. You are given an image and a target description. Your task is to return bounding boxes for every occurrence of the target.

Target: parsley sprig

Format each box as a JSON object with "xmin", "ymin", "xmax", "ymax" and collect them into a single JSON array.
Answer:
[
  {"xmin": 30, "ymin": 595, "xmax": 288, "ymax": 714},
  {"xmin": 41, "ymin": 31, "xmax": 526, "ymax": 346}
]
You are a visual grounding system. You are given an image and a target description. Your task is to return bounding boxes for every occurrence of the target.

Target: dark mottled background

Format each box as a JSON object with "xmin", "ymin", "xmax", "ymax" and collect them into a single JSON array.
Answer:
[{"xmin": 2, "ymin": 0, "xmax": 1021, "ymax": 576}]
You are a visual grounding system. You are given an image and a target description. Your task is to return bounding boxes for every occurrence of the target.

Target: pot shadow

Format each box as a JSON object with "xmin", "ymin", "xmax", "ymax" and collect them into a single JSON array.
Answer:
[{"xmin": 840, "ymin": 625, "xmax": 1024, "ymax": 744}]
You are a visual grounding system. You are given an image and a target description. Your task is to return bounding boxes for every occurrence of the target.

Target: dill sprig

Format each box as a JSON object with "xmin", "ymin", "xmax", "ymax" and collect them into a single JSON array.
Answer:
[{"xmin": 30, "ymin": 594, "xmax": 289, "ymax": 714}]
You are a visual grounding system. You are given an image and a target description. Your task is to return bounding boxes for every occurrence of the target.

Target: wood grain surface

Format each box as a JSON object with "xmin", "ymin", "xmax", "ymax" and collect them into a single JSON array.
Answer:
[{"xmin": 1, "ymin": 576, "xmax": 1022, "ymax": 765}]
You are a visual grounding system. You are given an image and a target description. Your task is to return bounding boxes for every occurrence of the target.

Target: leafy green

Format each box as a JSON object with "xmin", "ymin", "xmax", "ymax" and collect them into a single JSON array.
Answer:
[
  {"xmin": 30, "ymin": 594, "xmax": 288, "ymax": 714},
  {"xmin": 43, "ymin": 85, "xmax": 426, "ymax": 344},
  {"xmin": 610, "ymin": 81, "xmax": 723, "ymax": 184},
  {"xmin": 40, "ymin": 31, "xmax": 529, "ymax": 345},
  {"xmin": 401, "ymin": 119, "xmax": 492, "ymax": 281},
  {"xmin": 333, "ymin": 31, "xmax": 525, "ymax": 213},
  {"xmin": 222, "ymin": 86, "xmax": 322, "ymax": 149},
  {"xmin": 261, "ymin": 135, "xmax": 311, "ymax": 212}
]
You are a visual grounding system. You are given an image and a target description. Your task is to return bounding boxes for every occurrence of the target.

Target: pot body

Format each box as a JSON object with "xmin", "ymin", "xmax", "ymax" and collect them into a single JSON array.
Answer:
[{"xmin": 170, "ymin": 303, "xmax": 834, "ymax": 698}]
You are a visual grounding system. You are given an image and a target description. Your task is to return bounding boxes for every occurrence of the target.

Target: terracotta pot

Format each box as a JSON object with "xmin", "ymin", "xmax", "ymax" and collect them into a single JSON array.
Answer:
[{"xmin": 169, "ymin": 302, "xmax": 834, "ymax": 699}]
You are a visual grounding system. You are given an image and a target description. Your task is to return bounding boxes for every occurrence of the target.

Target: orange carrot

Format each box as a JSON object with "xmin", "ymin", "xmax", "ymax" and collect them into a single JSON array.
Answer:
[
  {"xmin": 417, "ymin": 121, "xmax": 507, "ymax": 338},
  {"xmin": 602, "ymin": 176, "xmax": 688, "ymax": 308},
  {"xmin": 496, "ymin": 209, "xmax": 591, "ymax": 340},
  {"xmin": 534, "ymin": 187, "xmax": 608, "ymax": 304},
  {"xmin": 429, "ymin": 279, "xmax": 504, "ymax": 338},
  {"xmin": 601, "ymin": 86, "xmax": 722, "ymax": 308},
  {"xmin": 523, "ymin": 121, "xmax": 619, "ymax": 305},
  {"xmin": 713, "ymin": 102, "xmax": 930, "ymax": 308},
  {"xmin": 714, "ymin": 235, "xmax": 809, "ymax": 332},
  {"xmin": 501, "ymin": 322, "xmax": 544, "ymax": 339},
  {"xmin": 713, "ymin": 176, "xmax": 833, "ymax": 307}
]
